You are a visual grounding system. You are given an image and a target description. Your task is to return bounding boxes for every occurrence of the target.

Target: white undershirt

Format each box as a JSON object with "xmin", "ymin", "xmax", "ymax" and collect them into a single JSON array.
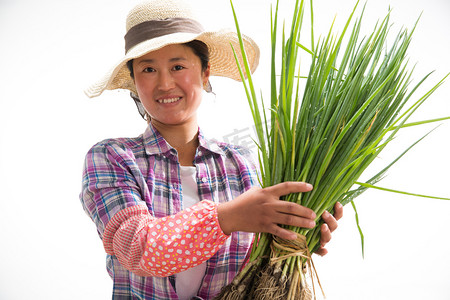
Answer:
[{"xmin": 175, "ymin": 166, "xmax": 207, "ymax": 300}]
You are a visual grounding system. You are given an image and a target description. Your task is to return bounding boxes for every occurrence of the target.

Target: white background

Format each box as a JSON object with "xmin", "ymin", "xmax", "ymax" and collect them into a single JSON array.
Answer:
[{"xmin": 0, "ymin": 0, "xmax": 449, "ymax": 299}]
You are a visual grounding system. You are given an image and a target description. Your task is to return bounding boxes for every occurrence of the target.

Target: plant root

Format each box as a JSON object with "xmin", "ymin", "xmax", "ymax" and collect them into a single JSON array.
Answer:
[
  {"xmin": 250, "ymin": 261, "xmax": 288, "ymax": 299},
  {"xmin": 213, "ymin": 257, "xmax": 264, "ymax": 300},
  {"xmin": 216, "ymin": 233, "xmax": 321, "ymax": 300}
]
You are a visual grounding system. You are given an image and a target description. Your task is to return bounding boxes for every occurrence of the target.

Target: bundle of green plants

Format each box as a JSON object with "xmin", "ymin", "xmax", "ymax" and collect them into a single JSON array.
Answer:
[{"xmin": 215, "ymin": 0, "xmax": 449, "ymax": 299}]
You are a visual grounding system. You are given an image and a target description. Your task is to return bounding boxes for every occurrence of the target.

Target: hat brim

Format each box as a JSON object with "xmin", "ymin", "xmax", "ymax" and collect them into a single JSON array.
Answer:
[{"xmin": 84, "ymin": 29, "xmax": 260, "ymax": 98}]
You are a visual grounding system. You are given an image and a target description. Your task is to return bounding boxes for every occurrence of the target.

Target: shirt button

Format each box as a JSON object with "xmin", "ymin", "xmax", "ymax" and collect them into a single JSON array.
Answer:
[{"xmin": 201, "ymin": 177, "xmax": 207, "ymax": 183}]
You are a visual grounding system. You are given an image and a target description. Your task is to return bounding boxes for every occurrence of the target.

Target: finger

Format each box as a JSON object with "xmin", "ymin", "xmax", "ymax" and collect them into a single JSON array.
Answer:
[
  {"xmin": 270, "ymin": 225, "xmax": 298, "ymax": 241},
  {"xmin": 272, "ymin": 201, "xmax": 316, "ymax": 220},
  {"xmin": 265, "ymin": 181, "xmax": 313, "ymax": 197},
  {"xmin": 334, "ymin": 202, "xmax": 344, "ymax": 221},
  {"xmin": 320, "ymin": 223, "xmax": 332, "ymax": 245},
  {"xmin": 322, "ymin": 210, "xmax": 338, "ymax": 232},
  {"xmin": 272, "ymin": 211, "xmax": 316, "ymax": 229},
  {"xmin": 315, "ymin": 246, "xmax": 328, "ymax": 256}
]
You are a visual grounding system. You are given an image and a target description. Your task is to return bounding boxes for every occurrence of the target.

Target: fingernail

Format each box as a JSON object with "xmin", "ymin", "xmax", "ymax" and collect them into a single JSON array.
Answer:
[{"xmin": 306, "ymin": 183, "xmax": 313, "ymax": 190}]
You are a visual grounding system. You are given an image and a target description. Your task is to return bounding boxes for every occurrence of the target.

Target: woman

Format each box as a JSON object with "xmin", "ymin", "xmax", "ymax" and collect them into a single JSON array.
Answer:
[{"xmin": 80, "ymin": 0, "xmax": 343, "ymax": 299}]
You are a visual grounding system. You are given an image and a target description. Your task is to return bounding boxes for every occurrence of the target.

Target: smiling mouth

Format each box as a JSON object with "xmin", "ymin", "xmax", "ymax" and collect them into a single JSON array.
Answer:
[{"xmin": 156, "ymin": 97, "xmax": 181, "ymax": 104}]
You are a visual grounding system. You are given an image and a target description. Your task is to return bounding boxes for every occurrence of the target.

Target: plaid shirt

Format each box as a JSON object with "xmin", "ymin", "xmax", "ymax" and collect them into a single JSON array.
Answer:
[{"xmin": 80, "ymin": 124, "xmax": 257, "ymax": 299}]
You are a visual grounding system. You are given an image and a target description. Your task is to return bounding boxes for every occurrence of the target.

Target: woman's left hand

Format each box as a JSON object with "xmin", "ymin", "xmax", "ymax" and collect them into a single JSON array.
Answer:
[{"xmin": 315, "ymin": 202, "xmax": 343, "ymax": 256}]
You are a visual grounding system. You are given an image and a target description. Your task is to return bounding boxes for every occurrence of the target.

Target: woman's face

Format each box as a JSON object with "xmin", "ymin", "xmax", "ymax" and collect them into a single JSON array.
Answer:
[{"xmin": 133, "ymin": 44, "xmax": 210, "ymax": 128}]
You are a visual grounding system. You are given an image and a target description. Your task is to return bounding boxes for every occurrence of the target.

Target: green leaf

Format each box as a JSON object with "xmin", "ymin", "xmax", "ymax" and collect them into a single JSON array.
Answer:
[
  {"xmin": 351, "ymin": 200, "xmax": 364, "ymax": 258},
  {"xmin": 355, "ymin": 182, "xmax": 450, "ymax": 200}
]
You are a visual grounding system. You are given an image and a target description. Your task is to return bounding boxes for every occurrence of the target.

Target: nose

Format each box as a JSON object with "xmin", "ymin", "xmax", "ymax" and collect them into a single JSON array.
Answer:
[{"xmin": 157, "ymin": 70, "xmax": 175, "ymax": 91}]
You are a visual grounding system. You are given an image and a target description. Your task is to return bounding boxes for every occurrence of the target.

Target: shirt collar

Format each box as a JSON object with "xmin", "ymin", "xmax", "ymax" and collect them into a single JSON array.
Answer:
[
  {"xmin": 197, "ymin": 128, "xmax": 226, "ymax": 157},
  {"xmin": 143, "ymin": 123, "xmax": 175, "ymax": 156},
  {"xmin": 143, "ymin": 123, "xmax": 226, "ymax": 157}
]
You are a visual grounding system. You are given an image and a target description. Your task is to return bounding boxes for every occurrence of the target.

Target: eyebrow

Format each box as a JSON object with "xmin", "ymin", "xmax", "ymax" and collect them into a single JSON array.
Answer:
[{"xmin": 136, "ymin": 57, "xmax": 187, "ymax": 65}]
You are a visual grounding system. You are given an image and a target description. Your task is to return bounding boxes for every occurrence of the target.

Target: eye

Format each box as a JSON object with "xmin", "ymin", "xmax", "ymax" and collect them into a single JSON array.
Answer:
[
  {"xmin": 143, "ymin": 67, "xmax": 155, "ymax": 73},
  {"xmin": 172, "ymin": 65, "xmax": 185, "ymax": 71}
]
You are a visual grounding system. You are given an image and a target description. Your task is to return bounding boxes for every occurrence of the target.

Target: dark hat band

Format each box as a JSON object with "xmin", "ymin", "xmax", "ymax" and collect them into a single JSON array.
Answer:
[{"xmin": 124, "ymin": 18, "xmax": 205, "ymax": 53}]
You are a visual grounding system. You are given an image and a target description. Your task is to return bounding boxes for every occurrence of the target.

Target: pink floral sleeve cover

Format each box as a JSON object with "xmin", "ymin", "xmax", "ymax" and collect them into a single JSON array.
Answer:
[{"xmin": 102, "ymin": 200, "xmax": 229, "ymax": 277}]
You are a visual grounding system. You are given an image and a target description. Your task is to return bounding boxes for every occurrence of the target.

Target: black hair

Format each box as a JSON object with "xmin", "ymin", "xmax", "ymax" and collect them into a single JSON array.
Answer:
[{"xmin": 126, "ymin": 40, "xmax": 210, "ymax": 79}]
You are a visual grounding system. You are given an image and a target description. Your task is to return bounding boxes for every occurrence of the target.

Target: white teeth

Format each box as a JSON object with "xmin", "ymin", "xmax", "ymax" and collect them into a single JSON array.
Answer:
[{"xmin": 157, "ymin": 97, "xmax": 180, "ymax": 104}]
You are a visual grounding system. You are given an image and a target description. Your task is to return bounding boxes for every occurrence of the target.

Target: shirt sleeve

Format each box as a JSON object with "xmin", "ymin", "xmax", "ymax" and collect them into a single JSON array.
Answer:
[
  {"xmin": 80, "ymin": 141, "xmax": 229, "ymax": 277},
  {"xmin": 80, "ymin": 141, "xmax": 147, "ymax": 238},
  {"xmin": 102, "ymin": 200, "xmax": 229, "ymax": 277}
]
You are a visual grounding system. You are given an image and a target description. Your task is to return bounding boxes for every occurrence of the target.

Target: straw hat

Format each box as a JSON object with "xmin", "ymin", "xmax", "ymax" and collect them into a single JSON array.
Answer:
[{"xmin": 85, "ymin": 0, "xmax": 260, "ymax": 98}]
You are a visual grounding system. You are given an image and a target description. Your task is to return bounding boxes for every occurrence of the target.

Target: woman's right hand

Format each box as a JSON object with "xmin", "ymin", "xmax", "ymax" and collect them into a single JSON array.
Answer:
[{"xmin": 217, "ymin": 181, "xmax": 316, "ymax": 240}]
